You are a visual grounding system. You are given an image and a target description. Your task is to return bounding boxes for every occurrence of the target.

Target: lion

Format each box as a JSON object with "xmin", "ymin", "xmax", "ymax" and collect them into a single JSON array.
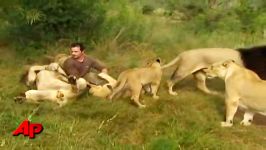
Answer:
[
  {"xmin": 203, "ymin": 59, "xmax": 266, "ymax": 127},
  {"xmin": 54, "ymin": 53, "xmax": 70, "ymax": 68},
  {"xmin": 21, "ymin": 88, "xmax": 82, "ymax": 107},
  {"xmin": 25, "ymin": 62, "xmax": 68, "ymax": 88},
  {"xmin": 53, "ymin": 53, "xmax": 117, "ymax": 98},
  {"xmin": 87, "ymin": 72, "xmax": 117, "ymax": 98},
  {"xmin": 24, "ymin": 90, "xmax": 66, "ymax": 106},
  {"xmin": 16, "ymin": 70, "xmax": 88, "ymax": 107},
  {"xmin": 162, "ymin": 46, "xmax": 266, "ymax": 96},
  {"xmin": 21, "ymin": 62, "xmax": 117, "ymax": 103},
  {"xmin": 108, "ymin": 59, "xmax": 162, "ymax": 108}
]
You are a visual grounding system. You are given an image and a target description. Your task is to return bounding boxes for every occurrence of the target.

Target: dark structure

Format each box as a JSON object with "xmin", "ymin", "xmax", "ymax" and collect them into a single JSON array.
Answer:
[{"xmin": 238, "ymin": 45, "xmax": 266, "ymax": 80}]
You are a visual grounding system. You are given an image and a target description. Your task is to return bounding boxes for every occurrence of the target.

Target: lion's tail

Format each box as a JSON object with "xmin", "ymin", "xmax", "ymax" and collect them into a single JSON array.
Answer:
[
  {"xmin": 161, "ymin": 56, "xmax": 180, "ymax": 69},
  {"xmin": 109, "ymin": 77, "xmax": 127, "ymax": 100}
]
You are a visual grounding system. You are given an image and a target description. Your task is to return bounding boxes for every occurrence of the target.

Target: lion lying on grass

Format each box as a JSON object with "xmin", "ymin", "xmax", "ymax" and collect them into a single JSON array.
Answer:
[
  {"xmin": 203, "ymin": 59, "xmax": 266, "ymax": 127},
  {"xmin": 53, "ymin": 53, "xmax": 117, "ymax": 98},
  {"xmin": 87, "ymin": 72, "xmax": 117, "ymax": 98},
  {"xmin": 21, "ymin": 78, "xmax": 86, "ymax": 107},
  {"xmin": 163, "ymin": 46, "xmax": 266, "ymax": 96},
  {"xmin": 17, "ymin": 62, "xmax": 117, "ymax": 107},
  {"xmin": 109, "ymin": 59, "xmax": 162, "ymax": 108},
  {"xmin": 16, "ymin": 63, "xmax": 88, "ymax": 107}
]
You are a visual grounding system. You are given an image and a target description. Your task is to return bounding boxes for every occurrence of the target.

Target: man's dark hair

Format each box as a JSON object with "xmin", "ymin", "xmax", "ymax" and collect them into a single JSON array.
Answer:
[{"xmin": 70, "ymin": 42, "xmax": 85, "ymax": 51}]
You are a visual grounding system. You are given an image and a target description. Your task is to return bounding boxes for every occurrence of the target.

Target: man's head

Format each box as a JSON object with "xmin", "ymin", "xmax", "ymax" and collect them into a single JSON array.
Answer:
[{"xmin": 70, "ymin": 42, "xmax": 85, "ymax": 59}]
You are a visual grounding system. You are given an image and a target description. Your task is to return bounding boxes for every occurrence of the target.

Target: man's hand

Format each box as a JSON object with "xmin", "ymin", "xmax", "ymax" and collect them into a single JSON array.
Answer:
[{"xmin": 68, "ymin": 75, "xmax": 77, "ymax": 84}]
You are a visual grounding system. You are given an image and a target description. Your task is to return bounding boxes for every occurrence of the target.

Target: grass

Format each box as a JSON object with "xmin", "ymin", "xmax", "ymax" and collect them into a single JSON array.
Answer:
[
  {"xmin": 2, "ymin": 1, "xmax": 266, "ymax": 149},
  {"xmin": 1, "ymin": 40, "xmax": 266, "ymax": 150}
]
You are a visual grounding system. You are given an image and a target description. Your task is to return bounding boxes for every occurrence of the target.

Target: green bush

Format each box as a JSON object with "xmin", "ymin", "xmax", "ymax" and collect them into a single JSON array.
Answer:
[
  {"xmin": 142, "ymin": 5, "xmax": 154, "ymax": 15},
  {"xmin": 4, "ymin": 0, "xmax": 105, "ymax": 49},
  {"xmin": 1, "ymin": 0, "xmax": 266, "ymax": 52}
]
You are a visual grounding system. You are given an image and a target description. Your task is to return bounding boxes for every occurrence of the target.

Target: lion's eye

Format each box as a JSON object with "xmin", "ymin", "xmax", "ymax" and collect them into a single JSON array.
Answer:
[{"xmin": 222, "ymin": 63, "xmax": 227, "ymax": 67}]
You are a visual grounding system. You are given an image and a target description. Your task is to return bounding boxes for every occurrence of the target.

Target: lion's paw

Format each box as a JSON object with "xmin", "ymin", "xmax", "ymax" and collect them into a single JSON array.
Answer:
[
  {"xmin": 139, "ymin": 104, "xmax": 146, "ymax": 108},
  {"xmin": 169, "ymin": 91, "xmax": 178, "ymax": 96},
  {"xmin": 240, "ymin": 120, "xmax": 252, "ymax": 126},
  {"xmin": 153, "ymin": 95, "xmax": 159, "ymax": 99},
  {"xmin": 221, "ymin": 121, "xmax": 233, "ymax": 127}
]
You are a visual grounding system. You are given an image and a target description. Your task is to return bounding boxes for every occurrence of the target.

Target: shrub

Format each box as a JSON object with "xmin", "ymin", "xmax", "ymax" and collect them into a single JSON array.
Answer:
[{"xmin": 4, "ymin": 0, "xmax": 105, "ymax": 49}]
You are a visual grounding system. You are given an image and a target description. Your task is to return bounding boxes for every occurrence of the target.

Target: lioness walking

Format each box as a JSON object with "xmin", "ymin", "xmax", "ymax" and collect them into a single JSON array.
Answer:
[{"xmin": 109, "ymin": 59, "xmax": 162, "ymax": 108}]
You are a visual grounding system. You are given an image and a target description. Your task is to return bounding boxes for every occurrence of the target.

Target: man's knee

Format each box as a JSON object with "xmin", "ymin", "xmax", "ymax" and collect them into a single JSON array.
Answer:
[{"xmin": 84, "ymin": 72, "xmax": 107, "ymax": 85}]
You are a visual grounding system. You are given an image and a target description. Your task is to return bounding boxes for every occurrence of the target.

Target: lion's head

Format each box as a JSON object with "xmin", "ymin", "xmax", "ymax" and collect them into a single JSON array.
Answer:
[{"xmin": 203, "ymin": 59, "xmax": 235, "ymax": 79}]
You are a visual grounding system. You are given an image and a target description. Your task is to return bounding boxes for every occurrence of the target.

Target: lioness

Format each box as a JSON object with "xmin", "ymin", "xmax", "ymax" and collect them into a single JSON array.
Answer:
[
  {"xmin": 87, "ymin": 72, "xmax": 117, "ymax": 98},
  {"xmin": 23, "ymin": 63, "xmax": 117, "ymax": 99},
  {"xmin": 163, "ymin": 46, "xmax": 266, "ymax": 95},
  {"xmin": 23, "ymin": 89, "xmax": 69, "ymax": 107},
  {"xmin": 16, "ymin": 74, "xmax": 88, "ymax": 107},
  {"xmin": 203, "ymin": 60, "xmax": 266, "ymax": 127},
  {"xmin": 109, "ymin": 59, "xmax": 162, "ymax": 108}
]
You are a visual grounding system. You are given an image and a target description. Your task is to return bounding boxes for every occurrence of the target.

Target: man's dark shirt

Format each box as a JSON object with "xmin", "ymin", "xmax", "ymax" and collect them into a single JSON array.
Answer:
[{"xmin": 63, "ymin": 55, "xmax": 105, "ymax": 78}]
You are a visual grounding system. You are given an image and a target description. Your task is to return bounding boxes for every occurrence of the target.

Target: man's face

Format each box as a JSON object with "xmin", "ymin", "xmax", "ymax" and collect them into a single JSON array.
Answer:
[{"xmin": 71, "ymin": 46, "xmax": 84, "ymax": 59}]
